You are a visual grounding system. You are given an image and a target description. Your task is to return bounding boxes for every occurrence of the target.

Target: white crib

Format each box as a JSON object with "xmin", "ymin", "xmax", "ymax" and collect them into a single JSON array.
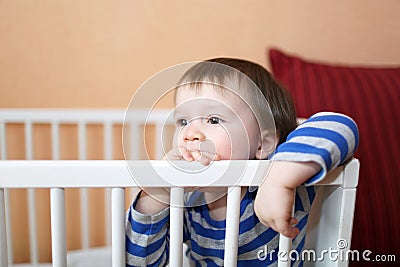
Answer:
[{"xmin": 0, "ymin": 109, "xmax": 360, "ymax": 267}]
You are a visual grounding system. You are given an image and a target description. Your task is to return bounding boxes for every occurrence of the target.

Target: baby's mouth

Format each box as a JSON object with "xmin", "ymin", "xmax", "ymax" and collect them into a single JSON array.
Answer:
[
  {"xmin": 200, "ymin": 139, "xmax": 216, "ymax": 154},
  {"xmin": 185, "ymin": 140, "xmax": 216, "ymax": 155},
  {"xmin": 185, "ymin": 141, "xmax": 201, "ymax": 152}
]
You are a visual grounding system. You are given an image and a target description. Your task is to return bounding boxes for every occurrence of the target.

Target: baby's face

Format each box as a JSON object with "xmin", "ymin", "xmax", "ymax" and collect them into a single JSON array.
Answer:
[{"xmin": 173, "ymin": 85, "xmax": 261, "ymax": 160}]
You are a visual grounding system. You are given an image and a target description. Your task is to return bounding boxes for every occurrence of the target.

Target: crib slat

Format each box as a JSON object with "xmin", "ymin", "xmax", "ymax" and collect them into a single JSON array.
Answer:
[
  {"xmin": 3, "ymin": 189, "xmax": 12, "ymax": 265},
  {"xmin": 50, "ymin": 188, "xmax": 67, "ymax": 267},
  {"xmin": 278, "ymin": 236, "xmax": 292, "ymax": 266},
  {"xmin": 104, "ymin": 122, "xmax": 113, "ymax": 246},
  {"xmin": 25, "ymin": 121, "xmax": 33, "ymax": 160},
  {"xmin": 128, "ymin": 123, "xmax": 140, "ymax": 160},
  {"xmin": 51, "ymin": 122, "xmax": 60, "ymax": 160},
  {"xmin": 78, "ymin": 122, "xmax": 90, "ymax": 250},
  {"xmin": 0, "ymin": 189, "xmax": 8, "ymax": 267},
  {"xmin": 0, "ymin": 122, "xmax": 6, "ymax": 160},
  {"xmin": 224, "ymin": 186, "xmax": 241, "ymax": 267},
  {"xmin": 27, "ymin": 189, "xmax": 39, "ymax": 263},
  {"xmin": 25, "ymin": 121, "xmax": 39, "ymax": 264},
  {"xmin": 170, "ymin": 187, "xmax": 184, "ymax": 267},
  {"xmin": 0, "ymin": 122, "xmax": 13, "ymax": 265},
  {"xmin": 79, "ymin": 188, "xmax": 90, "ymax": 248},
  {"xmin": 155, "ymin": 122, "xmax": 163, "ymax": 160},
  {"xmin": 111, "ymin": 188, "xmax": 125, "ymax": 267},
  {"xmin": 104, "ymin": 187, "xmax": 112, "ymax": 246},
  {"xmin": 277, "ymin": 189, "xmax": 295, "ymax": 267},
  {"xmin": 104, "ymin": 122, "xmax": 113, "ymax": 160},
  {"xmin": 78, "ymin": 122, "xmax": 87, "ymax": 161}
]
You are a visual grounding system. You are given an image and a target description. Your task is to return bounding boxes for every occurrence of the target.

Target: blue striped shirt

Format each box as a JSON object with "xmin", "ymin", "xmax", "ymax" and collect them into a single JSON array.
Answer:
[{"xmin": 125, "ymin": 112, "xmax": 359, "ymax": 266}]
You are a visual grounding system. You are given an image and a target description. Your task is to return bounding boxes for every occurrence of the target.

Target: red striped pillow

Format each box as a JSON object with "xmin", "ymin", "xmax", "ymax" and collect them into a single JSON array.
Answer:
[{"xmin": 269, "ymin": 48, "xmax": 400, "ymax": 265}]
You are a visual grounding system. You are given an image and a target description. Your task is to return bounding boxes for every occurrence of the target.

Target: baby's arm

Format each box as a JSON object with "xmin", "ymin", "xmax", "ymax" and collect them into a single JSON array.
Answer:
[
  {"xmin": 134, "ymin": 188, "xmax": 170, "ymax": 214},
  {"xmin": 254, "ymin": 112, "xmax": 359, "ymax": 238},
  {"xmin": 126, "ymin": 191, "xmax": 170, "ymax": 266},
  {"xmin": 126, "ymin": 145, "xmax": 219, "ymax": 264},
  {"xmin": 125, "ymin": 148, "xmax": 186, "ymax": 265}
]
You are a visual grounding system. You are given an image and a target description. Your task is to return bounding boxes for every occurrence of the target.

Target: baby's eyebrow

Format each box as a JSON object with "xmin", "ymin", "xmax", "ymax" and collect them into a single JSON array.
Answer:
[
  {"xmin": 173, "ymin": 99, "xmax": 240, "ymax": 120},
  {"xmin": 172, "ymin": 110, "xmax": 185, "ymax": 118}
]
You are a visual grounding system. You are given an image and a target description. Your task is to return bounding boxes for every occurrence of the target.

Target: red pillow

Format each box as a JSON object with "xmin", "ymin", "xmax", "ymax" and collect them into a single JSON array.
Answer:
[{"xmin": 269, "ymin": 48, "xmax": 400, "ymax": 265}]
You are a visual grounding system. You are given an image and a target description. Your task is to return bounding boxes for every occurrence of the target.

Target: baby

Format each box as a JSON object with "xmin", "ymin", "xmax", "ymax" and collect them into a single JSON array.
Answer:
[{"xmin": 126, "ymin": 58, "xmax": 359, "ymax": 266}]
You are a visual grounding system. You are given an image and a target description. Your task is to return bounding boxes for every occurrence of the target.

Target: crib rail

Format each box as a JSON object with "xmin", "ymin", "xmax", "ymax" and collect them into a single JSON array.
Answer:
[
  {"xmin": 0, "ymin": 109, "xmax": 360, "ymax": 267},
  {"xmin": 0, "ymin": 108, "xmax": 173, "ymax": 266},
  {"xmin": 0, "ymin": 159, "xmax": 359, "ymax": 267},
  {"xmin": 0, "ymin": 160, "xmax": 354, "ymax": 188}
]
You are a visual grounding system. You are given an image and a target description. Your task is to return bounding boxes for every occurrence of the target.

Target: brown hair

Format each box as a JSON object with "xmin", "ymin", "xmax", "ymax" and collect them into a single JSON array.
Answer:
[{"xmin": 177, "ymin": 58, "xmax": 297, "ymax": 144}]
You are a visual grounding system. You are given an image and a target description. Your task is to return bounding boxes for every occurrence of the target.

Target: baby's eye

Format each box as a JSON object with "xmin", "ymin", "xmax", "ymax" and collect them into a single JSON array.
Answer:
[
  {"xmin": 176, "ymin": 118, "xmax": 188, "ymax": 126},
  {"xmin": 206, "ymin": 117, "xmax": 224, "ymax": 125}
]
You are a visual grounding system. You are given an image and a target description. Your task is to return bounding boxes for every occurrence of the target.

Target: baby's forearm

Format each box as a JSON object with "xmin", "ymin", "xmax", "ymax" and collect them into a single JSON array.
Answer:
[
  {"xmin": 134, "ymin": 189, "xmax": 170, "ymax": 214},
  {"xmin": 254, "ymin": 161, "xmax": 321, "ymax": 237},
  {"xmin": 126, "ymin": 191, "xmax": 170, "ymax": 266},
  {"xmin": 261, "ymin": 161, "xmax": 321, "ymax": 189}
]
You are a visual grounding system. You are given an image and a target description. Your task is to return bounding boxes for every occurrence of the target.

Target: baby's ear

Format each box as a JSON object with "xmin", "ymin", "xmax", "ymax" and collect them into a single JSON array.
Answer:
[{"xmin": 255, "ymin": 130, "xmax": 279, "ymax": 159}]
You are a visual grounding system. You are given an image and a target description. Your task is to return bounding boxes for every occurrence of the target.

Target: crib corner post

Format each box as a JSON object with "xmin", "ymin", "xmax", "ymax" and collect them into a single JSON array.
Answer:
[{"xmin": 0, "ymin": 188, "xmax": 8, "ymax": 267}]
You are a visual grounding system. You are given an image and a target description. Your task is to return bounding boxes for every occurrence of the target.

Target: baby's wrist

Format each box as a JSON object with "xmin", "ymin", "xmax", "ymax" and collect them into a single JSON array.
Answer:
[
  {"xmin": 135, "ymin": 188, "xmax": 170, "ymax": 214},
  {"xmin": 259, "ymin": 179, "xmax": 294, "ymax": 195},
  {"xmin": 262, "ymin": 161, "xmax": 321, "ymax": 189}
]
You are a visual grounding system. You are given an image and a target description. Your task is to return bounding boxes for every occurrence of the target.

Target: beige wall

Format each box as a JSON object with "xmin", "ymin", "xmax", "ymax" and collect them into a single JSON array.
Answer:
[
  {"xmin": 1, "ymin": 0, "xmax": 399, "ymax": 109},
  {"xmin": 1, "ymin": 0, "xmax": 400, "ymax": 263}
]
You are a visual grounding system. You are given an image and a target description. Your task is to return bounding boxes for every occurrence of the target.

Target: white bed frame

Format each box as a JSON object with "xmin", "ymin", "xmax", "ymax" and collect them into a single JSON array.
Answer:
[{"xmin": 0, "ymin": 109, "xmax": 359, "ymax": 267}]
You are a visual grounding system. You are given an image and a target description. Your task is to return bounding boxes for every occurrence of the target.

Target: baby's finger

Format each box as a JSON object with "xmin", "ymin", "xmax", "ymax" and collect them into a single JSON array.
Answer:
[
  {"xmin": 163, "ymin": 148, "xmax": 181, "ymax": 161},
  {"xmin": 203, "ymin": 151, "xmax": 220, "ymax": 161},
  {"xmin": 178, "ymin": 146, "xmax": 194, "ymax": 161},
  {"xmin": 189, "ymin": 150, "xmax": 202, "ymax": 161},
  {"xmin": 282, "ymin": 226, "xmax": 300, "ymax": 239},
  {"xmin": 195, "ymin": 151, "xmax": 220, "ymax": 166},
  {"xmin": 197, "ymin": 154, "xmax": 212, "ymax": 166},
  {"xmin": 289, "ymin": 217, "xmax": 298, "ymax": 226},
  {"xmin": 275, "ymin": 219, "xmax": 299, "ymax": 238}
]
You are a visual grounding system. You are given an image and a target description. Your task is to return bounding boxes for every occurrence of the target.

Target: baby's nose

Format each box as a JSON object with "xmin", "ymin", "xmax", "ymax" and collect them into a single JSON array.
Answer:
[{"xmin": 184, "ymin": 125, "xmax": 206, "ymax": 142}]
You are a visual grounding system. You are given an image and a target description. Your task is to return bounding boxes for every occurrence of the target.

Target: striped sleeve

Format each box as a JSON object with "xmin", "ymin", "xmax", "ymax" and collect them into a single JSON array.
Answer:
[
  {"xmin": 272, "ymin": 112, "xmax": 359, "ymax": 185},
  {"xmin": 125, "ymin": 191, "xmax": 170, "ymax": 267}
]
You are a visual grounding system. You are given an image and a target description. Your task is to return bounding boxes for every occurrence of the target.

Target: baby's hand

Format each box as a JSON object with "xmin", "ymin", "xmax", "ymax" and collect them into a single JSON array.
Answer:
[
  {"xmin": 254, "ymin": 183, "xmax": 298, "ymax": 238},
  {"xmin": 164, "ymin": 146, "xmax": 220, "ymax": 166}
]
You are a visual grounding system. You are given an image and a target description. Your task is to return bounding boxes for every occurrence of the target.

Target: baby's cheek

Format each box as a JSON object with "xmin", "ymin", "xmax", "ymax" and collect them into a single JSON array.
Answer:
[
  {"xmin": 230, "ymin": 140, "xmax": 254, "ymax": 160},
  {"xmin": 211, "ymin": 127, "xmax": 251, "ymax": 160},
  {"xmin": 214, "ymin": 136, "xmax": 247, "ymax": 160},
  {"xmin": 218, "ymin": 140, "xmax": 251, "ymax": 160},
  {"xmin": 216, "ymin": 147, "xmax": 232, "ymax": 160},
  {"xmin": 225, "ymin": 125, "xmax": 254, "ymax": 160},
  {"xmin": 209, "ymin": 137, "xmax": 230, "ymax": 160}
]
